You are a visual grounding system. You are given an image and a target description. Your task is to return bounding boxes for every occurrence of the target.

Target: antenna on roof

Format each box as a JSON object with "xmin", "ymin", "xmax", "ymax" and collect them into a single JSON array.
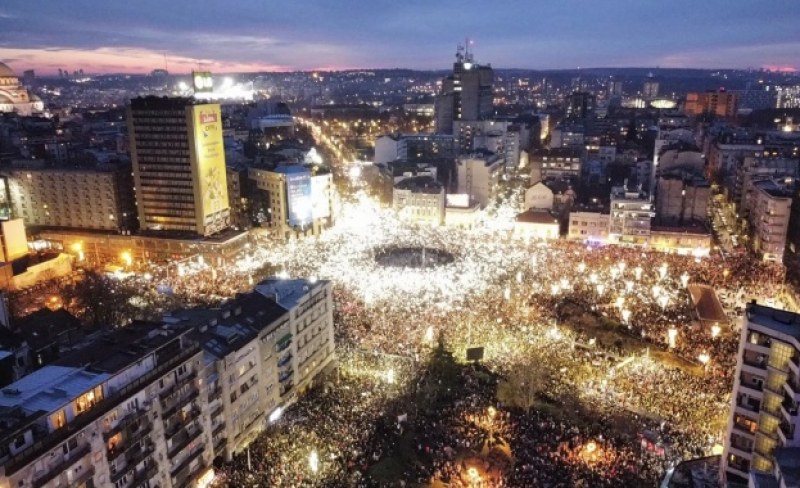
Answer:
[
  {"xmin": 163, "ymin": 52, "xmax": 168, "ymax": 72},
  {"xmin": 464, "ymin": 37, "xmax": 474, "ymax": 63},
  {"xmin": 456, "ymin": 43, "xmax": 464, "ymax": 63}
]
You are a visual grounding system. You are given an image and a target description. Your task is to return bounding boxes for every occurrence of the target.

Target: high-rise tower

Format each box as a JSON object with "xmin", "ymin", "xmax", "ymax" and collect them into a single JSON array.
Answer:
[
  {"xmin": 128, "ymin": 96, "xmax": 230, "ymax": 236},
  {"xmin": 434, "ymin": 42, "xmax": 494, "ymax": 134}
]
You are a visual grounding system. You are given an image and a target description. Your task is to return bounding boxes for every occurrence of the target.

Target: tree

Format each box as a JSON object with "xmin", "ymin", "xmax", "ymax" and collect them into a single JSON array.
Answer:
[{"xmin": 62, "ymin": 271, "xmax": 136, "ymax": 328}]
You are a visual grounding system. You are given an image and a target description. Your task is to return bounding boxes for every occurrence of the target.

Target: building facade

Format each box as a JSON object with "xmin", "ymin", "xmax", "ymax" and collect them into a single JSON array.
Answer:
[
  {"xmin": 2, "ymin": 162, "xmax": 136, "ymax": 233},
  {"xmin": 567, "ymin": 212, "xmax": 610, "ymax": 243},
  {"xmin": 750, "ymin": 180, "xmax": 793, "ymax": 263},
  {"xmin": 0, "ymin": 278, "xmax": 336, "ymax": 488},
  {"xmin": 721, "ymin": 303, "xmax": 800, "ymax": 484},
  {"xmin": 608, "ymin": 186, "xmax": 653, "ymax": 245},
  {"xmin": 128, "ymin": 97, "xmax": 230, "ymax": 236},
  {"xmin": 456, "ymin": 152, "xmax": 504, "ymax": 208},
  {"xmin": 434, "ymin": 49, "xmax": 494, "ymax": 134},
  {"xmin": 392, "ymin": 176, "xmax": 445, "ymax": 225}
]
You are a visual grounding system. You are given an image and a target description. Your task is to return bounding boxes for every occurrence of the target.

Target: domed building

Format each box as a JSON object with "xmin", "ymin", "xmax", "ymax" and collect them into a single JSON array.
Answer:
[{"xmin": 0, "ymin": 62, "xmax": 44, "ymax": 116}]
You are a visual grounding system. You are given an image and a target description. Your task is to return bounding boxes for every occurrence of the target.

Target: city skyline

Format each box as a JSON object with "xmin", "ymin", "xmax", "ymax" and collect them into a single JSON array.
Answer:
[{"xmin": 1, "ymin": 0, "xmax": 799, "ymax": 75}]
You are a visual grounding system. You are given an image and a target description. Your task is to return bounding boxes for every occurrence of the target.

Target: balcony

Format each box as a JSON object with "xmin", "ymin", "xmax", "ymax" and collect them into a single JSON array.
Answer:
[
  {"xmin": 130, "ymin": 464, "xmax": 158, "ymax": 488},
  {"xmin": 107, "ymin": 419, "xmax": 152, "ymax": 461},
  {"xmin": 212, "ymin": 421, "xmax": 225, "ymax": 437},
  {"xmin": 159, "ymin": 371, "xmax": 197, "ymax": 402},
  {"xmin": 110, "ymin": 443, "xmax": 155, "ymax": 483},
  {"xmin": 277, "ymin": 353, "xmax": 293, "ymax": 368},
  {"xmin": 280, "ymin": 382, "xmax": 294, "ymax": 397},
  {"xmin": 32, "ymin": 443, "xmax": 91, "ymax": 488},
  {"xmin": 165, "ymin": 407, "xmax": 201, "ymax": 439},
  {"xmin": 162, "ymin": 389, "xmax": 199, "ymax": 420},
  {"xmin": 103, "ymin": 408, "xmax": 149, "ymax": 440},
  {"xmin": 208, "ymin": 385, "xmax": 223, "ymax": 401},
  {"xmin": 167, "ymin": 424, "xmax": 202, "ymax": 459},
  {"xmin": 739, "ymin": 375, "xmax": 764, "ymax": 393},
  {"xmin": 170, "ymin": 446, "xmax": 205, "ymax": 487},
  {"xmin": 735, "ymin": 398, "xmax": 761, "ymax": 415},
  {"xmin": 210, "ymin": 401, "xmax": 224, "ymax": 419},
  {"xmin": 213, "ymin": 436, "xmax": 227, "ymax": 453},
  {"xmin": 779, "ymin": 420, "xmax": 795, "ymax": 441},
  {"xmin": 279, "ymin": 369, "xmax": 294, "ymax": 383}
]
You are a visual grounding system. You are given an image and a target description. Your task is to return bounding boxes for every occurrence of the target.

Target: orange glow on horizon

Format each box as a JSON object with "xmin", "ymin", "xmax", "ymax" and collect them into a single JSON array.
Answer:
[{"xmin": 0, "ymin": 47, "xmax": 352, "ymax": 75}]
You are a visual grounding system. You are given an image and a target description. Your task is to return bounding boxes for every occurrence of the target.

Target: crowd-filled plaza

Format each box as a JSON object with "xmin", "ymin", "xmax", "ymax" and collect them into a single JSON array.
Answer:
[{"xmin": 112, "ymin": 189, "xmax": 788, "ymax": 487}]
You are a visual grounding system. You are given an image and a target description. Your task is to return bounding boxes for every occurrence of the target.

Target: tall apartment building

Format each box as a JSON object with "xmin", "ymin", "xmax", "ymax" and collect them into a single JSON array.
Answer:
[
  {"xmin": 434, "ymin": 47, "xmax": 494, "ymax": 134},
  {"xmin": 0, "ymin": 277, "xmax": 337, "ymax": 488},
  {"xmin": 1, "ymin": 162, "xmax": 137, "ymax": 232},
  {"xmin": 128, "ymin": 96, "xmax": 230, "ymax": 236},
  {"xmin": 685, "ymin": 90, "xmax": 739, "ymax": 119},
  {"xmin": 721, "ymin": 303, "xmax": 800, "ymax": 485},
  {"xmin": 608, "ymin": 186, "xmax": 653, "ymax": 245},
  {"xmin": 750, "ymin": 180, "xmax": 793, "ymax": 263},
  {"xmin": 247, "ymin": 164, "xmax": 335, "ymax": 240},
  {"xmin": 456, "ymin": 151, "xmax": 504, "ymax": 208},
  {"xmin": 0, "ymin": 323, "xmax": 208, "ymax": 488},
  {"xmin": 529, "ymin": 148, "xmax": 582, "ymax": 182}
]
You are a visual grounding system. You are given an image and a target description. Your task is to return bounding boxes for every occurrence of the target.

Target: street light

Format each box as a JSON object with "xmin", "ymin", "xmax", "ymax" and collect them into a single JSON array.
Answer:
[
  {"xmin": 309, "ymin": 449, "xmax": 319, "ymax": 474},
  {"xmin": 121, "ymin": 251, "xmax": 133, "ymax": 267},
  {"xmin": 711, "ymin": 323, "xmax": 721, "ymax": 338}
]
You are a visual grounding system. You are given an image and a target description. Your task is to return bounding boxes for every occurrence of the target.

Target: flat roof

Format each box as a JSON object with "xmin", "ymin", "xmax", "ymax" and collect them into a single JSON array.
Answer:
[
  {"xmin": 0, "ymin": 365, "xmax": 109, "ymax": 414},
  {"xmin": 256, "ymin": 277, "xmax": 326, "ymax": 310},
  {"xmin": 746, "ymin": 303, "xmax": 800, "ymax": 341}
]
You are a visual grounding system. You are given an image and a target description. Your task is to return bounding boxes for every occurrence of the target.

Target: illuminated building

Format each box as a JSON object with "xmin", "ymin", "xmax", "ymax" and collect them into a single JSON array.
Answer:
[
  {"xmin": 247, "ymin": 164, "xmax": 335, "ymax": 240},
  {"xmin": 456, "ymin": 151, "xmax": 504, "ymax": 208},
  {"xmin": 566, "ymin": 91, "xmax": 595, "ymax": 119},
  {"xmin": 775, "ymin": 85, "xmax": 800, "ymax": 109},
  {"xmin": 514, "ymin": 209, "xmax": 560, "ymax": 240},
  {"xmin": 608, "ymin": 186, "xmax": 653, "ymax": 246},
  {"xmin": 374, "ymin": 133, "xmax": 456, "ymax": 165},
  {"xmin": 0, "ymin": 63, "xmax": 44, "ymax": 116},
  {"xmin": 0, "ymin": 323, "xmax": 210, "ymax": 488},
  {"xmin": 529, "ymin": 148, "xmax": 582, "ymax": 182},
  {"xmin": 567, "ymin": 212, "xmax": 609, "ymax": 243},
  {"xmin": 643, "ymin": 79, "xmax": 660, "ymax": 99},
  {"xmin": 392, "ymin": 176, "xmax": 445, "ymax": 225},
  {"xmin": 749, "ymin": 179, "xmax": 793, "ymax": 263},
  {"xmin": 128, "ymin": 96, "xmax": 230, "ymax": 236},
  {"xmin": 434, "ymin": 45, "xmax": 494, "ymax": 134},
  {"xmin": 2, "ymin": 161, "xmax": 136, "ymax": 232},
  {"xmin": 721, "ymin": 303, "xmax": 800, "ymax": 484},
  {"xmin": 684, "ymin": 90, "xmax": 739, "ymax": 119},
  {"xmin": 0, "ymin": 277, "xmax": 336, "ymax": 487}
]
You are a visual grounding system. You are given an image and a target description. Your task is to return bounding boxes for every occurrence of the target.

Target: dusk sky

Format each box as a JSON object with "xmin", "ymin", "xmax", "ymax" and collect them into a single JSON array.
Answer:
[{"xmin": 1, "ymin": 0, "xmax": 798, "ymax": 75}]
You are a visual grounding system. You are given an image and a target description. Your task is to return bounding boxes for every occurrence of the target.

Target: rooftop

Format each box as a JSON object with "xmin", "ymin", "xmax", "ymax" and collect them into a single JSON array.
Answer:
[
  {"xmin": 394, "ymin": 175, "xmax": 443, "ymax": 194},
  {"xmin": 516, "ymin": 209, "xmax": 559, "ymax": 225},
  {"xmin": 746, "ymin": 302, "xmax": 800, "ymax": 341},
  {"xmin": 0, "ymin": 365, "xmax": 109, "ymax": 414},
  {"xmin": 255, "ymin": 277, "xmax": 327, "ymax": 310}
]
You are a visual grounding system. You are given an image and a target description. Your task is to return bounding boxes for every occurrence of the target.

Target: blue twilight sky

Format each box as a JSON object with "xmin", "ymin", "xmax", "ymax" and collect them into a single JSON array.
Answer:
[{"xmin": 0, "ymin": 0, "xmax": 798, "ymax": 74}]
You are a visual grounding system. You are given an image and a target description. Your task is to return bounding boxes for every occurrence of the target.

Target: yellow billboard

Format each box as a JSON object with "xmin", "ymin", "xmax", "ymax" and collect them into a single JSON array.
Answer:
[{"xmin": 190, "ymin": 104, "xmax": 230, "ymax": 235}]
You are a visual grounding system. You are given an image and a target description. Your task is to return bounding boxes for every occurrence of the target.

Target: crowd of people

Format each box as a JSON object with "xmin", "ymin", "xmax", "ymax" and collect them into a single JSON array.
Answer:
[{"xmin": 98, "ymin": 194, "xmax": 790, "ymax": 486}]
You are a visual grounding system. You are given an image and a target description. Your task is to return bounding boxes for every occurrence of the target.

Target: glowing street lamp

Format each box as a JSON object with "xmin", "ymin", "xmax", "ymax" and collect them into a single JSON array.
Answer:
[
  {"xmin": 424, "ymin": 326, "xmax": 434, "ymax": 343},
  {"xmin": 659, "ymin": 263, "xmax": 668, "ymax": 280},
  {"xmin": 309, "ymin": 450, "xmax": 319, "ymax": 474},
  {"xmin": 711, "ymin": 323, "xmax": 721, "ymax": 338},
  {"xmin": 596, "ymin": 283, "xmax": 605, "ymax": 296},
  {"xmin": 71, "ymin": 242, "xmax": 85, "ymax": 262},
  {"xmin": 385, "ymin": 369, "xmax": 395, "ymax": 384},
  {"xmin": 680, "ymin": 273, "xmax": 690, "ymax": 288},
  {"xmin": 120, "ymin": 251, "xmax": 133, "ymax": 267},
  {"xmin": 698, "ymin": 353, "xmax": 710, "ymax": 366},
  {"xmin": 634, "ymin": 267, "xmax": 643, "ymax": 280},
  {"xmin": 503, "ymin": 287, "xmax": 511, "ymax": 301},
  {"xmin": 487, "ymin": 406, "xmax": 496, "ymax": 419},
  {"xmin": 658, "ymin": 295, "xmax": 669, "ymax": 310},
  {"xmin": 667, "ymin": 328, "xmax": 678, "ymax": 349},
  {"xmin": 622, "ymin": 309, "xmax": 631, "ymax": 324}
]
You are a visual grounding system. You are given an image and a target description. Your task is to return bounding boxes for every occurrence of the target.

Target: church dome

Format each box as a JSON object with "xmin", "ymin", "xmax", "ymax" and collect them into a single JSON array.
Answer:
[{"xmin": 0, "ymin": 63, "xmax": 17, "ymax": 78}]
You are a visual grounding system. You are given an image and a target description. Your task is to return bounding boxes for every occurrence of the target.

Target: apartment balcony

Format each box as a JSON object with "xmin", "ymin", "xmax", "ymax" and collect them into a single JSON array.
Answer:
[
  {"xmin": 32, "ymin": 443, "xmax": 91, "ymax": 488},
  {"xmin": 277, "ymin": 353, "xmax": 293, "ymax": 368},
  {"xmin": 170, "ymin": 446, "xmax": 205, "ymax": 487},
  {"xmin": 213, "ymin": 435, "xmax": 227, "ymax": 453},
  {"xmin": 130, "ymin": 464, "xmax": 159, "ymax": 488},
  {"xmin": 161, "ymin": 389, "xmax": 200, "ymax": 421},
  {"xmin": 279, "ymin": 382, "xmax": 294, "ymax": 397},
  {"xmin": 739, "ymin": 376, "xmax": 764, "ymax": 395},
  {"xmin": 103, "ymin": 408, "xmax": 149, "ymax": 440},
  {"xmin": 212, "ymin": 420, "xmax": 226, "ymax": 437},
  {"xmin": 159, "ymin": 371, "xmax": 197, "ymax": 402},
  {"xmin": 735, "ymin": 398, "xmax": 761, "ymax": 416},
  {"xmin": 110, "ymin": 442, "xmax": 155, "ymax": 483},
  {"xmin": 167, "ymin": 424, "xmax": 203, "ymax": 459},
  {"xmin": 279, "ymin": 369, "xmax": 294, "ymax": 383},
  {"xmin": 210, "ymin": 401, "xmax": 224, "ymax": 419},
  {"xmin": 106, "ymin": 419, "xmax": 152, "ymax": 461},
  {"xmin": 164, "ymin": 407, "xmax": 201, "ymax": 440},
  {"xmin": 208, "ymin": 385, "xmax": 223, "ymax": 402}
]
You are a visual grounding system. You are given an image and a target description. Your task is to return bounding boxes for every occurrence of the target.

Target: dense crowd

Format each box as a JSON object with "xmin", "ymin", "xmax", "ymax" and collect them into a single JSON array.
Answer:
[{"xmin": 110, "ymin": 194, "xmax": 789, "ymax": 486}]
